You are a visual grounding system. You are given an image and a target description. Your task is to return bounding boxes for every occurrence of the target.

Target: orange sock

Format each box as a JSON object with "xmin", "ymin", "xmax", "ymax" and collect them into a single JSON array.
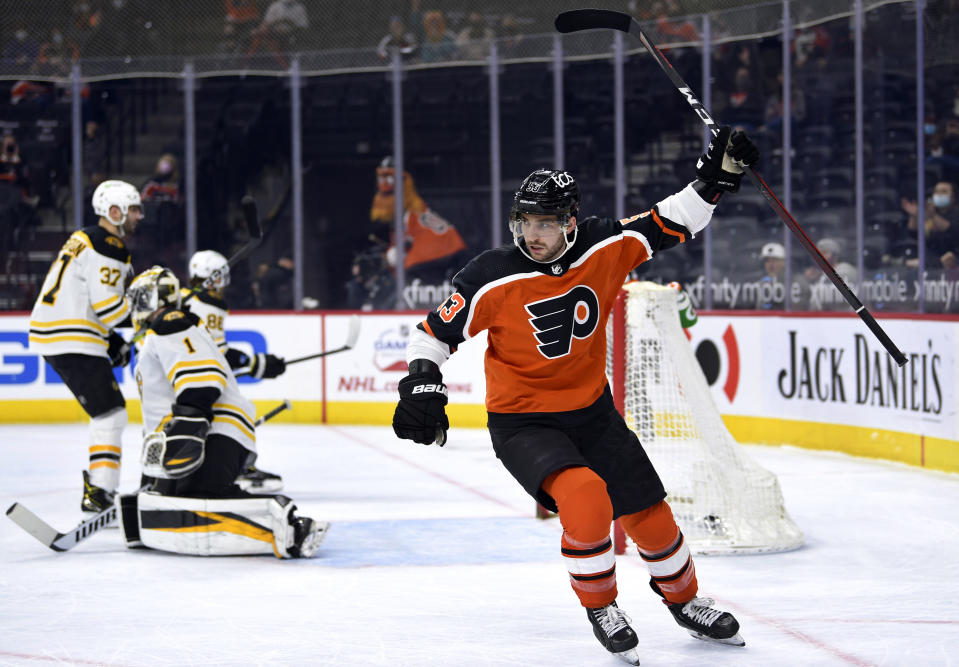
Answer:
[
  {"xmin": 543, "ymin": 467, "xmax": 616, "ymax": 608},
  {"xmin": 619, "ymin": 500, "xmax": 697, "ymax": 604}
]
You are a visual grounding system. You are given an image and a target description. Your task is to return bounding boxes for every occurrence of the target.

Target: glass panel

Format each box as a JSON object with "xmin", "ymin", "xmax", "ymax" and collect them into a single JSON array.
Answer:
[
  {"xmin": 193, "ymin": 75, "xmax": 289, "ymax": 308},
  {"xmin": 626, "ymin": 16, "xmax": 706, "ymax": 298},
  {"xmin": 0, "ymin": 74, "xmax": 75, "ymax": 309},
  {"xmin": 921, "ymin": 0, "xmax": 959, "ymax": 313},
  {"xmin": 300, "ymin": 71, "xmax": 392, "ymax": 310},
  {"xmin": 863, "ymin": 1, "xmax": 919, "ymax": 313}
]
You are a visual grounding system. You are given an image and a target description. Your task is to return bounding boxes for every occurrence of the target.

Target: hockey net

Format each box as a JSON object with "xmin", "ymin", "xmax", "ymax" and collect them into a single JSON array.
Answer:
[{"xmin": 607, "ymin": 281, "xmax": 803, "ymax": 555}]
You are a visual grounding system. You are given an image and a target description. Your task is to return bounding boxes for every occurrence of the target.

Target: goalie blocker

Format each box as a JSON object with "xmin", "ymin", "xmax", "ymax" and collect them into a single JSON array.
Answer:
[{"xmin": 117, "ymin": 492, "xmax": 328, "ymax": 558}]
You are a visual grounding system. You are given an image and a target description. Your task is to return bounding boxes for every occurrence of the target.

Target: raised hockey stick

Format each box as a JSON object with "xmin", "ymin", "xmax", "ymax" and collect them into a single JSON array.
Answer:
[
  {"xmin": 235, "ymin": 315, "xmax": 361, "ymax": 377},
  {"xmin": 284, "ymin": 315, "xmax": 361, "ymax": 366},
  {"xmin": 555, "ymin": 9, "xmax": 907, "ymax": 367},
  {"xmin": 6, "ymin": 395, "xmax": 288, "ymax": 553}
]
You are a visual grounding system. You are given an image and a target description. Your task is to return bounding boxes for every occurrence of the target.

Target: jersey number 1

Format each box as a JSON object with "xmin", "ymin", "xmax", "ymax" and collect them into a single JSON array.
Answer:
[{"xmin": 41, "ymin": 253, "xmax": 72, "ymax": 305}]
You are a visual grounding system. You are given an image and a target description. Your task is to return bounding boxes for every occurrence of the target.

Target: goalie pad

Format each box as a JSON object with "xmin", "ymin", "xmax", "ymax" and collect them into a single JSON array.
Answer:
[{"xmin": 130, "ymin": 492, "xmax": 325, "ymax": 558}]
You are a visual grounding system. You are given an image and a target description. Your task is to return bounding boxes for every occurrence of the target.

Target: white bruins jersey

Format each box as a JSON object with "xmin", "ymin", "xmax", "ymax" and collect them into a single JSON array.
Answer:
[
  {"xmin": 135, "ymin": 308, "xmax": 256, "ymax": 454},
  {"xmin": 29, "ymin": 225, "xmax": 132, "ymax": 357},
  {"xmin": 181, "ymin": 288, "xmax": 228, "ymax": 351}
]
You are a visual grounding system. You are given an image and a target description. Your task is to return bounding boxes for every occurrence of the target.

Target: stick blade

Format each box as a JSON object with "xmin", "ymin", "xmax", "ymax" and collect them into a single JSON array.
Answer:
[
  {"xmin": 345, "ymin": 314, "xmax": 361, "ymax": 349},
  {"xmin": 555, "ymin": 9, "xmax": 631, "ymax": 34},
  {"xmin": 7, "ymin": 503, "xmax": 62, "ymax": 550},
  {"xmin": 240, "ymin": 195, "xmax": 262, "ymax": 240}
]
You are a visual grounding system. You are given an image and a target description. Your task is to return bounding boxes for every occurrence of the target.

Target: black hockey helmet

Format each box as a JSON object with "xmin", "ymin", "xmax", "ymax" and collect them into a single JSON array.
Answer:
[
  {"xmin": 510, "ymin": 169, "xmax": 580, "ymax": 225},
  {"xmin": 509, "ymin": 169, "xmax": 580, "ymax": 263}
]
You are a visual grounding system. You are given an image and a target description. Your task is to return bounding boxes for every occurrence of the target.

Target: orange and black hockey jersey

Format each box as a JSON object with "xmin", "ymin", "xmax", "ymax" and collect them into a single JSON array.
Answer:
[{"xmin": 417, "ymin": 186, "xmax": 711, "ymax": 422}]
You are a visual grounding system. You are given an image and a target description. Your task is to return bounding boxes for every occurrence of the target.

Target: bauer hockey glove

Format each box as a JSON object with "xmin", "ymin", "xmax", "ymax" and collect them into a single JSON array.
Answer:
[
  {"xmin": 107, "ymin": 331, "xmax": 132, "ymax": 367},
  {"xmin": 695, "ymin": 125, "xmax": 760, "ymax": 194},
  {"xmin": 393, "ymin": 360, "xmax": 449, "ymax": 446},
  {"xmin": 249, "ymin": 353, "xmax": 286, "ymax": 379},
  {"xmin": 151, "ymin": 404, "xmax": 210, "ymax": 478}
]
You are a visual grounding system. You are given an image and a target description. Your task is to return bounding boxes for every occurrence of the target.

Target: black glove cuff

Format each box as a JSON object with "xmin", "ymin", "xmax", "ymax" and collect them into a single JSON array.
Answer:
[{"xmin": 408, "ymin": 358, "xmax": 441, "ymax": 377}]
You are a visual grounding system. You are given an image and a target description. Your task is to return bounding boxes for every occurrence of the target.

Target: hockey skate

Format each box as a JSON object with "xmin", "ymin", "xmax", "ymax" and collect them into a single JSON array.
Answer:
[
  {"xmin": 288, "ymin": 517, "xmax": 330, "ymax": 558},
  {"xmin": 81, "ymin": 470, "xmax": 116, "ymax": 514},
  {"xmin": 235, "ymin": 465, "xmax": 284, "ymax": 493},
  {"xmin": 667, "ymin": 597, "xmax": 745, "ymax": 646},
  {"xmin": 585, "ymin": 602, "xmax": 641, "ymax": 665}
]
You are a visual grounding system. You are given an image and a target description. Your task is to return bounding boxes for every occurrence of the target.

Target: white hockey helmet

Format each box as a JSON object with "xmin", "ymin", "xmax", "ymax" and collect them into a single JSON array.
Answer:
[
  {"xmin": 188, "ymin": 250, "xmax": 230, "ymax": 290},
  {"xmin": 127, "ymin": 266, "xmax": 181, "ymax": 330},
  {"xmin": 92, "ymin": 180, "xmax": 142, "ymax": 237}
]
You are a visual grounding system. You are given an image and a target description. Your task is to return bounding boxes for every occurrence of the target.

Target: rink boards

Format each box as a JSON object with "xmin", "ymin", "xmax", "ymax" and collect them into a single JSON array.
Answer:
[{"xmin": 1, "ymin": 310, "xmax": 957, "ymax": 473}]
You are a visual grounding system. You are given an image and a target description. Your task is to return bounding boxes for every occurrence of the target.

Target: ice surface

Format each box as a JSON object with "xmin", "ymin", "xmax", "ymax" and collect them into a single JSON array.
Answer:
[{"xmin": 2, "ymin": 423, "xmax": 958, "ymax": 666}]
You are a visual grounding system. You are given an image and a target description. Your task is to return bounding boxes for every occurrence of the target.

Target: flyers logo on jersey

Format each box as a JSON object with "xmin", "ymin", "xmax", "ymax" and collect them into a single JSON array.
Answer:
[{"xmin": 525, "ymin": 285, "xmax": 600, "ymax": 359}]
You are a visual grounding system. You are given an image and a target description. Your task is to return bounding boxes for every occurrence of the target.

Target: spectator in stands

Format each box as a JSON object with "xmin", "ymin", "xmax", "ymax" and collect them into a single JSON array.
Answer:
[
  {"xmin": 377, "ymin": 16, "xmax": 418, "ymax": 61},
  {"xmin": 345, "ymin": 248, "xmax": 396, "ymax": 311},
  {"xmin": 0, "ymin": 134, "xmax": 38, "ymax": 262},
  {"xmin": 903, "ymin": 180, "xmax": 959, "ymax": 269},
  {"xmin": 255, "ymin": 256, "xmax": 295, "ymax": 309},
  {"xmin": 419, "ymin": 11, "xmax": 456, "ymax": 63},
  {"xmin": 83, "ymin": 120, "xmax": 108, "ymax": 184},
  {"xmin": 3, "ymin": 25, "xmax": 40, "ymax": 68},
  {"xmin": 141, "ymin": 153, "xmax": 182, "ymax": 203},
  {"xmin": 764, "ymin": 70, "xmax": 806, "ymax": 135},
  {"xmin": 225, "ymin": 0, "xmax": 260, "ymax": 46},
  {"xmin": 929, "ymin": 118, "xmax": 959, "ymax": 184},
  {"xmin": 497, "ymin": 13, "xmax": 525, "ymax": 57},
  {"xmin": 257, "ymin": 0, "xmax": 309, "ymax": 48},
  {"xmin": 36, "ymin": 28, "xmax": 79, "ymax": 76},
  {"xmin": 724, "ymin": 67, "xmax": 764, "ymax": 131},
  {"xmin": 805, "ymin": 238, "xmax": 857, "ymax": 311},
  {"xmin": 456, "ymin": 11, "xmax": 493, "ymax": 61}
]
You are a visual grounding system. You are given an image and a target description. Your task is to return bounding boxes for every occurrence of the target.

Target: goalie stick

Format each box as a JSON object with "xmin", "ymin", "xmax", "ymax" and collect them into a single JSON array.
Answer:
[
  {"xmin": 555, "ymin": 9, "xmax": 907, "ymax": 367},
  {"xmin": 235, "ymin": 314, "xmax": 361, "ymax": 377},
  {"xmin": 130, "ymin": 195, "xmax": 263, "ymax": 344},
  {"xmin": 5, "ymin": 399, "xmax": 291, "ymax": 553}
]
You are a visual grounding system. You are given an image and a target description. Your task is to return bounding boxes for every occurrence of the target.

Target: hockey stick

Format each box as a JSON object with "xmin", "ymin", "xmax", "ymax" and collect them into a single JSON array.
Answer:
[
  {"xmin": 284, "ymin": 315, "xmax": 361, "ymax": 366},
  {"xmin": 555, "ymin": 9, "xmax": 907, "ymax": 367},
  {"xmin": 235, "ymin": 315, "xmax": 361, "ymax": 377},
  {"xmin": 6, "ymin": 394, "xmax": 288, "ymax": 553},
  {"xmin": 129, "ymin": 196, "xmax": 263, "ymax": 344},
  {"xmin": 255, "ymin": 399, "xmax": 292, "ymax": 426}
]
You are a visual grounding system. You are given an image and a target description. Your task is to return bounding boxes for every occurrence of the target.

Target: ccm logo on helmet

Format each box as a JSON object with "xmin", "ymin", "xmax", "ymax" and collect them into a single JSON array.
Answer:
[
  {"xmin": 412, "ymin": 383, "xmax": 447, "ymax": 396},
  {"xmin": 525, "ymin": 285, "xmax": 600, "ymax": 359}
]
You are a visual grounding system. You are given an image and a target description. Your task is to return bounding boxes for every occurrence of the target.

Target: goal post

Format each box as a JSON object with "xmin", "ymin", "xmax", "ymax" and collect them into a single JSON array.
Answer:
[{"xmin": 608, "ymin": 281, "xmax": 804, "ymax": 555}]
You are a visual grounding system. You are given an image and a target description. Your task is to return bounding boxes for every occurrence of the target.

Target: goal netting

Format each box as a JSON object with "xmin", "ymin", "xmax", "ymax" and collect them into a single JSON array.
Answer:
[{"xmin": 608, "ymin": 281, "xmax": 803, "ymax": 555}]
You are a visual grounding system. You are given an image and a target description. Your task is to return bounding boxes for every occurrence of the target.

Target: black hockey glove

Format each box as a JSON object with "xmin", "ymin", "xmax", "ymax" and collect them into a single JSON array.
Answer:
[
  {"xmin": 158, "ymin": 404, "xmax": 210, "ymax": 478},
  {"xmin": 107, "ymin": 331, "xmax": 131, "ymax": 367},
  {"xmin": 249, "ymin": 353, "xmax": 286, "ymax": 379},
  {"xmin": 695, "ymin": 126, "xmax": 760, "ymax": 194},
  {"xmin": 225, "ymin": 347, "xmax": 250, "ymax": 370},
  {"xmin": 393, "ymin": 360, "xmax": 449, "ymax": 446}
]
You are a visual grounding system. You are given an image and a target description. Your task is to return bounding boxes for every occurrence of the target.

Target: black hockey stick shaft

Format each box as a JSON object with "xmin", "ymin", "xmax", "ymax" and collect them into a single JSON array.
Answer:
[
  {"xmin": 255, "ymin": 399, "xmax": 292, "ymax": 426},
  {"xmin": 6, "ymin": 397, "xmax": 289, "ymax": 552},
  {"xmin": 555, "ymin": 9, "xmax": 907, "ymax": 367}
]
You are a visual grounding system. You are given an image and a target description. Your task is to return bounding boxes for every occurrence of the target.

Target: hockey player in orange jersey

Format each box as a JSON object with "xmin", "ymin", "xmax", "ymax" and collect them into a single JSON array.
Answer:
[{"xmin": 392, "ymin": 126, "xmax": 759, "ymax": 665}]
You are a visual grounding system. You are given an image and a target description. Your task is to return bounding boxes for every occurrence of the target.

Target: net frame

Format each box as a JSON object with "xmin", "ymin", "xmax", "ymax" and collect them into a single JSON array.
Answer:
[{"xmin": 608, "ymin": 281, "xmax": 803, "ymax": 555}]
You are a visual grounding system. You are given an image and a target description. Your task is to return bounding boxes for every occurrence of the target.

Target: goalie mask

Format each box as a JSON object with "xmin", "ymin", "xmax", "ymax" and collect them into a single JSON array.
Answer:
[
  {"xmin": 189, "ymin": 250, "xmax": 230, "ymax": 291},
  {"xmin": 91, "ymin": 179, "xmax": 142, "ymax": 237},
  {"xmin": 128, "ymin": 266, "xmax": 181, "ymax": 330},
  {"xmin": 509, "ymin": 169, "xmax": 580, "ymax": 263}
]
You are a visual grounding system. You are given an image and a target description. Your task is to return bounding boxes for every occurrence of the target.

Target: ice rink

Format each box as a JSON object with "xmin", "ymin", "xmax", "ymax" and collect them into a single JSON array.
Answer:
[{"xmin": 2, "ymin": 422, "xmax": 958, "ymax": 666}]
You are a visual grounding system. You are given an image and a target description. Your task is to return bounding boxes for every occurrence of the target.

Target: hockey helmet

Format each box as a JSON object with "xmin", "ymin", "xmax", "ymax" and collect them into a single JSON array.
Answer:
[
  {"xmin": 128, "ymin": 266, "xmax": 181, "ymax": 330},
  {"xmin": 91, "ymin": 180, "xmax": 142, "ymax": 237},
  {"xmin": 189, "ymin": 250, "xmax": 230, "ymax": 290},
  {"xmin": 509, "ymin": 169, "xmax": 580, "ymax": 263}
]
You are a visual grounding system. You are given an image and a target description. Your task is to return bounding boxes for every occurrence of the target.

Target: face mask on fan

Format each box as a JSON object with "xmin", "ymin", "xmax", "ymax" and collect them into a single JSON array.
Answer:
[{"xmin": 933, "ymin": 193, "xmax": 952, "ymax": 209}]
